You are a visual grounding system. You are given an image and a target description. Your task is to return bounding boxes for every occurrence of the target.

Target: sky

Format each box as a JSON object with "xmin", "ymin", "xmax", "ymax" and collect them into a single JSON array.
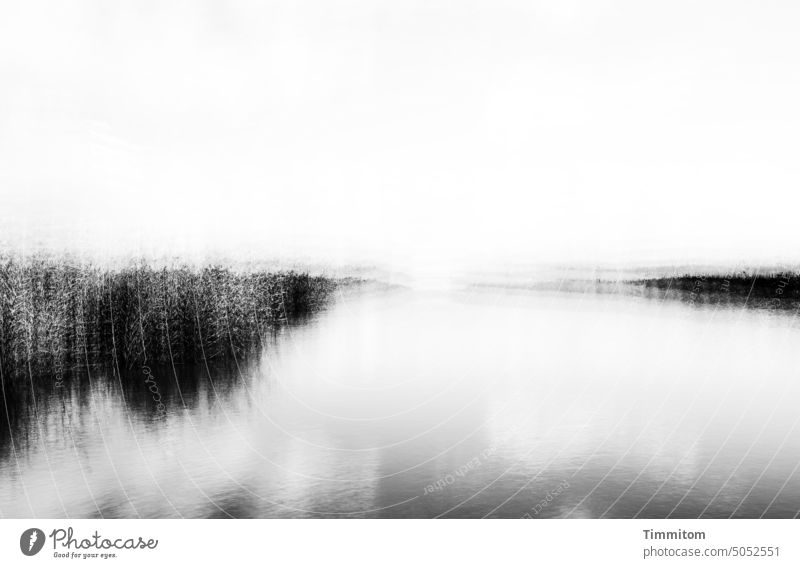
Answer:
[{"xmin": 2, "ymin": 0, "xmax": 800, "ymax": 277}]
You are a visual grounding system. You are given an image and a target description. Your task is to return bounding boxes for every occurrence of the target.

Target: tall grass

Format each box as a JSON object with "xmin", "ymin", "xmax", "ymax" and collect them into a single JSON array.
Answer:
[
  {"xmin": 0, "ymin": 256, "xmax": 337, "ymax": 383},
  {"xmin": 635, "ymin": 271, "xmax": 800, "ymax": 300},
  {"xmin": 622, "ymin": 270, "xmax": 800, "ymax": 312}
]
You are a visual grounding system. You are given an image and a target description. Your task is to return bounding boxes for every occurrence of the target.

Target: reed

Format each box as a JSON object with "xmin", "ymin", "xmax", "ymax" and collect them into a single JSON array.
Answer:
[
  {"xmin": 0, "ymin": 256, "xmax": 337, "ymax": 383},
  {"xmin": 633, "ymin": 271, "xmax": 800, "ymax": 300}
]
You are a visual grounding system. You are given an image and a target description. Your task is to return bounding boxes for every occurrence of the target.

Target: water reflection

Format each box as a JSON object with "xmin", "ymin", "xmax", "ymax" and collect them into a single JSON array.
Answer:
[{"xmin": 2, "ymin": 287, "xmax": 800, "ymax": 518}]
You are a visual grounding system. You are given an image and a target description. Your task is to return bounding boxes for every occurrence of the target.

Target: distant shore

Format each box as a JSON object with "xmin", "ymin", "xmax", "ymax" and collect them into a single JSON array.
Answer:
[
  {"xmin": 467, "ymin": 270, "xmax": 800, "ymax": 311},
  {"xmin": 630, "ymin": 272, "xmax": 800, "ymax": 308}
]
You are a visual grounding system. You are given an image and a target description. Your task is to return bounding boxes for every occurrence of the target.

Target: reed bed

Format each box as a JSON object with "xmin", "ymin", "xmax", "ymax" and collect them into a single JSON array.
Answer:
[
  {"xmin": 0, "ymin": 256, "xmax": 337, "ymax": 383},
  {"xmin": 634, "ymin": 271, "xmax": 800, "ymax": 300}
]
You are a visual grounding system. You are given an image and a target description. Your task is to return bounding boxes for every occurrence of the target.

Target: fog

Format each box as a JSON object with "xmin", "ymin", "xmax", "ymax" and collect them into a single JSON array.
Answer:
[{"xmin": 2, "ymin": 0, "xmax": 800, "ymax": 277}]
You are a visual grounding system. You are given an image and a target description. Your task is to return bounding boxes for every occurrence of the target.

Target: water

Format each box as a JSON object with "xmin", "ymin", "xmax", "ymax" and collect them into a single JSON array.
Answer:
[{"xmin": 2, "ymin": 286, "xmax": 800, "ymax": 518}]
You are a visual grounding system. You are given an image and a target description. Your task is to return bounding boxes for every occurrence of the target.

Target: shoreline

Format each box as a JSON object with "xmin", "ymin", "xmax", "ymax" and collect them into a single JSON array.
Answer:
[{"xmin": 466, "ymin": 271, "xmax": 800, "ymax": 311}]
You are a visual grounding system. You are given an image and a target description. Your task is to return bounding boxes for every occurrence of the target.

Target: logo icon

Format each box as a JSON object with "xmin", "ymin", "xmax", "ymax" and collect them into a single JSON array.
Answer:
[{"xmin": 20, "ymin": 528, "xmax": 45, "ymax": 556}]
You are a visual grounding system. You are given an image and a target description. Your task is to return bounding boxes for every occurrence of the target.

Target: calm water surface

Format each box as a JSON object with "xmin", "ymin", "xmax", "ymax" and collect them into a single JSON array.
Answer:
[{"xmin": 2, "ymin": 287, "xmax": 800, "ymax": 518}]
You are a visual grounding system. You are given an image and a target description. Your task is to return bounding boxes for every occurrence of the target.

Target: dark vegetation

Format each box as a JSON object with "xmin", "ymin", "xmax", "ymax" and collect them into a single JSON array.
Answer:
[
  {"xmin": 471, "ymin": 269, "xmax": 800, "ymax": 312},
  {"xmin": 0, "ymin": 256, "xmax": 338, "ymax": 384},
  {"xmin": 627, "ymin": 271, "xmax": 800, "ymax": 309}
]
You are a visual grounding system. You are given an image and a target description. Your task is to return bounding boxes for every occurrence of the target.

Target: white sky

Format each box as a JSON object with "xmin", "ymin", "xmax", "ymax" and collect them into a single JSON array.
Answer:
[{"xmin": 2, "ymin": 0, "xmax": 800, "ymax": 275}]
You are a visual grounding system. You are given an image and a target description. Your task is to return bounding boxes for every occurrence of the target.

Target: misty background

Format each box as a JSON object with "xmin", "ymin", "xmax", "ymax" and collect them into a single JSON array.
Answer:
[{"xmin": 2, "ymin": 0, "xmax": 800, "ymax": 279}]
